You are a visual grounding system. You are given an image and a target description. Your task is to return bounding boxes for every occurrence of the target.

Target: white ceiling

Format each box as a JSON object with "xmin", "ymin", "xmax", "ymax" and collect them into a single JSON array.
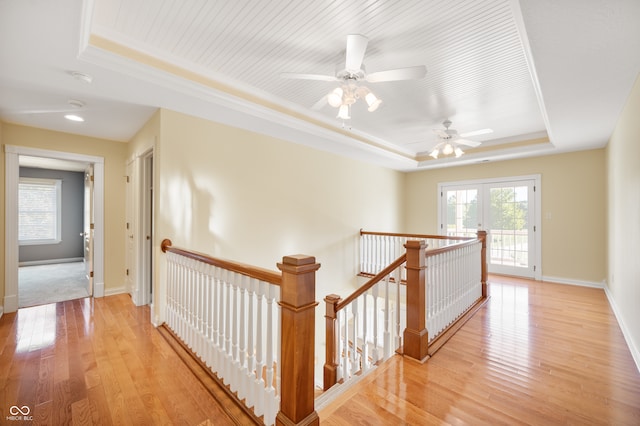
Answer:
[{"xmin": 1, "ymin": 0, "xmax": 639, "ymax": 171}]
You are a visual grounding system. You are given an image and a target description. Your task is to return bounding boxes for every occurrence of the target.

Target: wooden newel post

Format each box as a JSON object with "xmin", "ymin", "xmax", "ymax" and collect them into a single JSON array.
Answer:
[
  {"xmin": 403, "ymin": 239, "xmax": 429, "ymax": 362},
  {"xmin": 477, "ymin": 230, "xmax": 488, "ymax": 298},
  {"xmin": 276, "ymin": 255, "xmax": 321, "ymax": 426},
  {"xmin": 323, "ymin": 294, "xmax": 341, "ymax": 391}
]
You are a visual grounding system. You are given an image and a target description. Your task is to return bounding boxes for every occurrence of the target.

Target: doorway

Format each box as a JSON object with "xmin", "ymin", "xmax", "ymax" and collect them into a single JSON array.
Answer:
[
  {"xmin": 17, "ymin": 162, "xmax": 91, "ymax": 307},
  {"xmin": 438, "ymin": 175, "xmax": 541, "ymax": 279},
  {"xmin": 4, "ymin": 145, "xmax": 105, "ymax": 313}
]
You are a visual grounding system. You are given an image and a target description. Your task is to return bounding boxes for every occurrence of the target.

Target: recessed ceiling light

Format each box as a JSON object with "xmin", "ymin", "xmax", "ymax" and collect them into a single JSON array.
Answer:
[
  {"xmin": 70, "ymin": 71, "xmax": 93, "ymax": 84},
  {"xmin": 64, "ymin": 114, "xmax": 84, "ymax": 122}
]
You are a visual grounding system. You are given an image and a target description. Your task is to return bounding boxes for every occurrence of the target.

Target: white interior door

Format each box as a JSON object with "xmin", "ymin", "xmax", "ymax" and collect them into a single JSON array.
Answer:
[
  {"xmin": 142, "ymin": 153, "xmax": 154, "ymax": 304},
  {"xmin": 84, "ymin": 165, "xmax": 94, "ymax": 295},
  {"xmin": 439, "ymin": 176, "xmax": 540, "ymax": 279},
  {"xmin": 125, "ymin": 160, "xmax": 134, "ymax": 296}
]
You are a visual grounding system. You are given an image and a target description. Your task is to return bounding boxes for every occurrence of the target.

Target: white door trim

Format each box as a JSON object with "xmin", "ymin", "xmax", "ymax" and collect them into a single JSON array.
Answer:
[{"xmin": 4, "ymin": 145, "xmax": 105, "ymax": 312}]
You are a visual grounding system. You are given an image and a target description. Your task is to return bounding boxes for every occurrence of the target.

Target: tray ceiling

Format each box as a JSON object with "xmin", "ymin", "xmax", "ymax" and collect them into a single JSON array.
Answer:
[{"xmin": 1, "ymin": 0, "xmax": 639, "ymax": 170}]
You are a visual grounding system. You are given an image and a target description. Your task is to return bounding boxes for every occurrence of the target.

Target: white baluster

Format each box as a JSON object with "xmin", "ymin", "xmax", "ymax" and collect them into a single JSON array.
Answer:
[
  {"xmin": 254, "ymin": 280, "xmax": 265, "ymax": 417},
  {"xmin": 383, "ymin": 274, "xmax": 391, "ymax": 359},
  {"xmin": 217, "ymin": 266, "xmax": 227, "ymax": 376},
  {"xmin": 367, "ymin": 234, "xmax": 373, "ymax": 274},
  {"xmin": 230, "ymin": 272, "xmax": 240, "ymax": 392},
  {"xmin": 237, "ymin": 274, "xmax": 248, "ymax": 401},
  {"xmin": 394, "ymin": 266, "xmax": 402, "ymax": 351},
  {"xmin": 334, "ymin": 310, "xmax": 343, "ymax": 383},
  {"xmin": 362, "ymin": 293, "xmax": 369, "ymax": 372},
  {"xmin": 341, "ymin": 308, "xmax": 349, "ymax": 381},
  {"xmin": 187, "ymin": 259, "xmax": 195, "ymax": 350},
  {"xmin": 197, "ymin": 261, "xmax": 205, "ymax": 358},
  {"xmin": 179, "ymin": 256, "xmax": 187, "ymax": 342},
  {"xmin": 245, "ymin": 277, "xmax": 257, "ymax": 409},
  {"xmin": 360, "ymin": 233, "xmax": 365, "ymax": 273},
  {"xmin": 276, "ymin": 284, "xmax": 281, "ymax": 398},
  {"xmin": 264, "ymin": 283, "xmax": 276, "ymax": 426},
  {"xmin": 372, "ymin": 284, "xmax": 379, "ymax": 364},
  {"xmin": 166, "ymin": 254, "xmax": 174, "ymax": 330},
  {"xmin": 223, "ymin": 269, "xmax": 232, "ymax": 382},
  {"xmin": 204, "ymin": 264, "xmax": 214, "ymax": 368},
  {"xmin": 350, "ymin": 301, "xmax": 358, "ymax": 376}
]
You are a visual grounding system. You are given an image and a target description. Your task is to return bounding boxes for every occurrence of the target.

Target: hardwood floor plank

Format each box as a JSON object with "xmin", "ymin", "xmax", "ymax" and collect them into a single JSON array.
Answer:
[{"xmin": 36, "ymin": 354, "xmax": 54, "ymax": 405}]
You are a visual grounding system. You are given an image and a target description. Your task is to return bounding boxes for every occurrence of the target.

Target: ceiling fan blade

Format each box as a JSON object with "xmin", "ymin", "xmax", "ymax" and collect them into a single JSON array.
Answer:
[
  {"xmin": 460, "ymin": 128, "xmax": 493, "ymax": 138},
  {"xmin": 345, "ymin": 34, "xmax": 368, "ymax": 71},
  {"xmin": 280, "ymin": 72, "xmax": 338, "ymax": 82},
  {"xmin": 366, "ymin": 65, "xmax": 427, "ymax": 83},
  {"xmin": 455, "ymin": 138, "xmax": 482, "ymax": 148},
  {"xmin": 9, "ymin": 107, "xmax": 79, "ymax": 115},
  {"xmin": 311, "ymin": 95, "xmax": 328, "ymax": 110}
]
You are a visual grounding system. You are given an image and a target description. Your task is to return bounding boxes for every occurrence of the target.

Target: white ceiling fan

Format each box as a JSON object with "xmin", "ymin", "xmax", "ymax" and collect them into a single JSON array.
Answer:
[
  {"xmin": 281, "ymin": 34, "xmax": 427, "ymax": 119},
  {"xmin": 429, "ymin": 120, "xmax": 492, "ymax": 158},
  {"xmin": 5, "ymin": 99, "xmax": 88, "ymax": 121}
]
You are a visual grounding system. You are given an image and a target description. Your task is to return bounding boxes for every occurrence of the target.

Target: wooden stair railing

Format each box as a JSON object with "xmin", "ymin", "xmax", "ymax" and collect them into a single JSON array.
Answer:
[
  {"xmin": 161, "ymin": 239, "xmax": 320, "ymax": 426},
  {"xmin": 324, "ymin": 252, "xmax": 408, "ymax": 390},
  {"xmin": 324, "ymin": 230, "xmax": 488, "ymax": 392}
]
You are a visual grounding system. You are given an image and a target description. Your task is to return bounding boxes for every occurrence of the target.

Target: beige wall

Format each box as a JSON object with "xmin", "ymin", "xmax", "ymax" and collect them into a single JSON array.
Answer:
[
  {"xmin": 405, "ymin": 149, "xmax": 607, "ymax": 284},
  {"xmin": 607, "ymin": 74, "xmax": 640, "ymax": 365},
  {"xmin": 0, "ymin": 123, "xmax": 128, "ymax": 303},
  {"xmin": 155, "ymin": 109, "xmax": 404, "ymax": 295}
]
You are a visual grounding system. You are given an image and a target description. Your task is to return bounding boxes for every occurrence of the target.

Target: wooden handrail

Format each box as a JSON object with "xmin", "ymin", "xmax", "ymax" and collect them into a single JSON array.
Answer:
[
  {"xmin": 424, "ymin": 238, "xmax": 480, "ymax": 257},
  {"xmin": 336, "ymin": 253, "xmax": 407, "ymax": 312},
  {"xmin": 161, "ymin": 239, "xmax": 281, "ymax": 285},
  {"xmin": 360, "ymin": 229, "xmax": 473, "ymax": 241}
]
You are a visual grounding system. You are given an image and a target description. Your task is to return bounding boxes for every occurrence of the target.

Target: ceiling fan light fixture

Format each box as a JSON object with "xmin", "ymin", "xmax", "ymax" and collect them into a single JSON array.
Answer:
[
  {"xmin": 337, "ymin": 104, "xmax": 350, "ymax": 120},
  {"xmin": 327, "ymin": 87, "xmax": 343, "ymax": 107},
  {"xmin": 454, "ymin": 146, "xmax": 464, "ymax": 157},
  {"xmin": 442, "ymin": 143, "xmax": 454, "ymax": 155},
  {"xmin": 365, "ymin": 92, "xmax": 382, "ymax": 112},
  {"xmin": 429, "ymin": 148, "xmax": 439, "ymax": 159}
]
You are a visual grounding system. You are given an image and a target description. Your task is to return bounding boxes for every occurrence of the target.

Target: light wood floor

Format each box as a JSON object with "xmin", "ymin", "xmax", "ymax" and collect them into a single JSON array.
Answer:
[
  {"xmin": 319, "ymin": 276, "xmax": 640, "ymax": 425},
  {"xmin": 0, "ymin": 294, "xmax": 246, "ymax": 425},
  {"xmin": 1, "ymin": 277, "xmax": 639, "ymax": 425}
]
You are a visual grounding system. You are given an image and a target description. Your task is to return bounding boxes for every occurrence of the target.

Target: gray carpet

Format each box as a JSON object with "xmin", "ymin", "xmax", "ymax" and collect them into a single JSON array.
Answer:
[{"xmin": 19, "ymin": 262, "xmax": 90, "ymax": 308}]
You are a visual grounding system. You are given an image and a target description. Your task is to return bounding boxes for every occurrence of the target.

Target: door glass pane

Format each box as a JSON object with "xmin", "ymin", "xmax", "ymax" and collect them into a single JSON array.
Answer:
[
  {"xmin": 446, "ymin": 188, "xmax": 478, "ymax": 237},
  {"xmin": 489, "ymin": 185, "xmax": 528, "ymax": 268}
]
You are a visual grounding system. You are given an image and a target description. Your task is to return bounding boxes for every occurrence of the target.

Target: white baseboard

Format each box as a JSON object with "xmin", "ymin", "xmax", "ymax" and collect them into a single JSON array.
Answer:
[
  {"xmin": 604, "ymin": 286, "xmax": 640, "ymax": 373},
  {"xmin": 104, "ymin": 286, "xmax": 127, "ymax": 297},
  {"xmin": 0, "ymin": 305, "xmax": 3, "ymax": 320},
  {"xmin": 3, "ymin": 294, "xmax": 18, "ymax": 314},
  {"xmin": 150, "ymin": 303, "xmax": 161, "ymax": 327},
  {"xmin": 19, "ymin": 257, "xmax": 84, "ymax": 267},
  {"xmin": 541, "ymin": 275, "xmax": 605, "ymax": 289},
  {"xmin": 93, "ymin": 281, "xmax": 105, "ymax": 297}
]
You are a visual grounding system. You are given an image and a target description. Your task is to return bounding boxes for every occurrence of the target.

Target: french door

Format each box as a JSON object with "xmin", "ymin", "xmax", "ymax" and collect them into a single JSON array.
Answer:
[{"xmin": 438, "ymin": 176, "xmax": 541, "ymax": 279}]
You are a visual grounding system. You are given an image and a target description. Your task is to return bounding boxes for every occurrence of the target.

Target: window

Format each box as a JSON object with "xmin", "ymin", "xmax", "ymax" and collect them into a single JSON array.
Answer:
[{"xmin": 18, "ymin": 177, "xmax": 62, "ymax": 245}]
